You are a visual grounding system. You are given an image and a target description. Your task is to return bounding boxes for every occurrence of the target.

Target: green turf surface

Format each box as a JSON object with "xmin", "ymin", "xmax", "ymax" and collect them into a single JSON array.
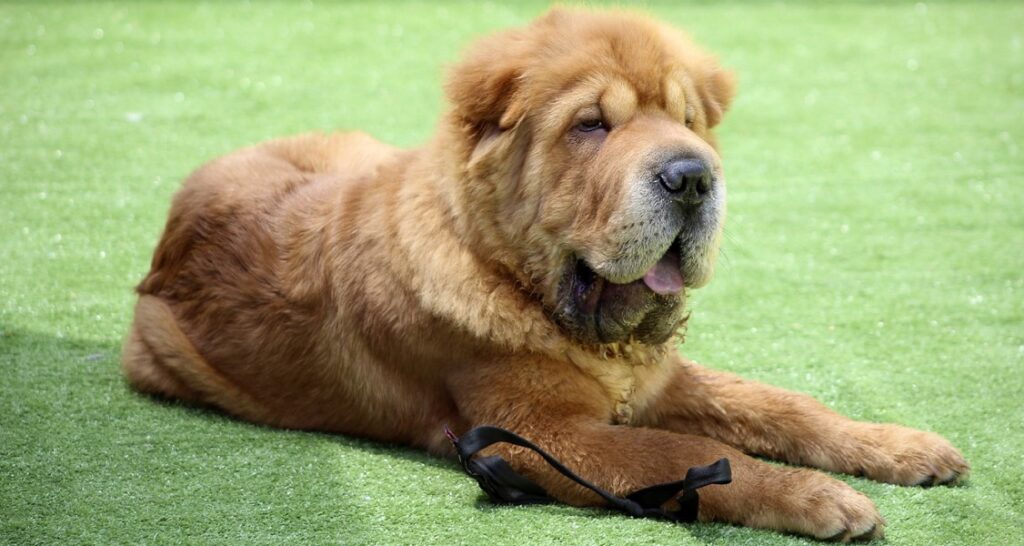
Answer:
[{"xmin": 2, "ymin": 1, "xmax": 1022, "ymax": 544}]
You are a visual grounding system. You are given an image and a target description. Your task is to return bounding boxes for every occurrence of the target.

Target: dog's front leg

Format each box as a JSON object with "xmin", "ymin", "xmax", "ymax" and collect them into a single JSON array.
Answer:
[
  {"xmin": 448, "ymin": 357, "xmax": 885, "ymax": 540},
  {"xmin": 638, "ymin": 357, "xmax": 969, "ymax": 486}
]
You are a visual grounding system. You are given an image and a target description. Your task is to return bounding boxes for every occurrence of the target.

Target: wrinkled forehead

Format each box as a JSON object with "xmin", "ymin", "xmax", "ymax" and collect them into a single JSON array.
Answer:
[
  {"xmin": 533, "ymin": 68, "xmax": 699, "ymax": 132},
  {"xmin": 525, "ymin": 22, "xmax": 703, "ymax": 121}
]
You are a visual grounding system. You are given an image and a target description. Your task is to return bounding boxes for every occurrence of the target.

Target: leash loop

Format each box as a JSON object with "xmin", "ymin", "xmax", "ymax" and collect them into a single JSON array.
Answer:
[{"xmin": 445, "ymin": 425, "xmax": 731, "ymax": 522}]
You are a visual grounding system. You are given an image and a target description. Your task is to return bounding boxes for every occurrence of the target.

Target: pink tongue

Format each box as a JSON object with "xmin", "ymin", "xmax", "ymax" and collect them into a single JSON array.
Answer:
[{"xmin": 642, "ymin": 252, "xmax": 684, "ymax": 296}]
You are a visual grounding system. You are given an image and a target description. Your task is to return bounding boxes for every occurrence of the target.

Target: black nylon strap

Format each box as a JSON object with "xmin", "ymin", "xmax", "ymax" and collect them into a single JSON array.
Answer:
[
  {"xmin": 445, "ymin": 425, "xmax": 732, "ymax": 522},
  {"xmin": 467, "ymin": 456, "xmax": 550, "ymax": 504}
]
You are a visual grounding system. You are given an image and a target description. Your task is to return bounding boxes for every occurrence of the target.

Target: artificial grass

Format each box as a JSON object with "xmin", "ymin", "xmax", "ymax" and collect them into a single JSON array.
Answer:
[{"xmin": 1, "ymin": 1, "xmax": 1022, "ymax": 544}]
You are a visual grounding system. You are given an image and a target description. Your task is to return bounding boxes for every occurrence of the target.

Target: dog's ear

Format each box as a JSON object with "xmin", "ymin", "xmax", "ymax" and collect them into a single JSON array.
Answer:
[
  {"xmin": 699, "ymin": 66, "xmax": 736, "ymax": 129},
  {"xmin": 445, "ymin": 28, "xmax": 530, "ymax": 130}
]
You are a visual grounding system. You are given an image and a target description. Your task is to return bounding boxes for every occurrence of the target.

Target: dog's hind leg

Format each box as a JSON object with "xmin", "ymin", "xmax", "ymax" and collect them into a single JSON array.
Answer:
[
  {"xmin": 122, "ymin": 321, "xmax": 199, "ymax": 403},
  {"xmin": 122, "ymin": 295, "xmax": 272, "ymax": 423}
]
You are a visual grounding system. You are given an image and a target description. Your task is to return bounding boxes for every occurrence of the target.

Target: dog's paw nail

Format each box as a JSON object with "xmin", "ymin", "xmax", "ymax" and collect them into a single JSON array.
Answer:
[
  {"xmin": 938, "ymin": 470, "xmax": 961, "ymax": 486},
  {"xmin": 852, "ymin": 523, "xmax": 877, "ymax": 541},
  {"xmin": 824, "ymin": 529, "xmax": 849, "ymax": 542},
  {"xmin": 915, "ymin": 474, "xmax": 937, "ymax": 487}
]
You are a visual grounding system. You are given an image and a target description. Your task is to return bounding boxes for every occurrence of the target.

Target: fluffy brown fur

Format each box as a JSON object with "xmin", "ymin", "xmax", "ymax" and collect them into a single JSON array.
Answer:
[{"xmin": 123, "ymin": 8, "xmax": 967, "ymax": 541}]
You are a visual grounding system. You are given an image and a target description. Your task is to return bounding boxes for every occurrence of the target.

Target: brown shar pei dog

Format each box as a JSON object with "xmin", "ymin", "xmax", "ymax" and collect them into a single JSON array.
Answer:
[{"xmin": 123, "ymin": 7, "xmax": 968, "ymax": 541}]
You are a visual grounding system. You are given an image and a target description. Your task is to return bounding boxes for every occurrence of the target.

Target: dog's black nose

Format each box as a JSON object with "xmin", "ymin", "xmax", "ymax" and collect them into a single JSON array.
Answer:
[{"xmin": 658, "ymin": 159, "xmax": 711, "ymax": 204}]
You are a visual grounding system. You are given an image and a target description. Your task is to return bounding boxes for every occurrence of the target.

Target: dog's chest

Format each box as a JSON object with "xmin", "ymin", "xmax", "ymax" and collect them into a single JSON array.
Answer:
[{"xmin": 568, "ymin": 346, "xmax": 672, "ymax": 425}]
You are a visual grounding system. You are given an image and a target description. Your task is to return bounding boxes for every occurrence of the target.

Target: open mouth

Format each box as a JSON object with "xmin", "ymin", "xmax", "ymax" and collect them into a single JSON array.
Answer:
[
  {"xmin": 573, "ymin": 242, "xmax": 684, "ymax": 316},
  {"xmin": 554, "ymin": 239, "xmax": 691, "ymax": 346}
]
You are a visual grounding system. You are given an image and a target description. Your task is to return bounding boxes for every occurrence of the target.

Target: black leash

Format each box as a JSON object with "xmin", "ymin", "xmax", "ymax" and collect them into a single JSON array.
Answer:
[{"xmin": 445, "ymin": 425, "xmax": 731, "ymax": 522}]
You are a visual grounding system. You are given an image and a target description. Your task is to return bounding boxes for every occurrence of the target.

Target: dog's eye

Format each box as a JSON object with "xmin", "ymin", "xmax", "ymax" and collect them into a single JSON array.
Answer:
[
  {"xmin": 577, "ymin": 119, "xmax": 605, "ymax": 132},
  {"xmin": 685, "ymin": 106, "xmax": 696, "ymax": 128}
]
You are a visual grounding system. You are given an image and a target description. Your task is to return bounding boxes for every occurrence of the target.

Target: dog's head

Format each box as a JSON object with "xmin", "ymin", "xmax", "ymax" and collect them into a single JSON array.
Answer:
[{"xmin": 444, "ymin": 8, "xmax": 734, "ymax": 346}]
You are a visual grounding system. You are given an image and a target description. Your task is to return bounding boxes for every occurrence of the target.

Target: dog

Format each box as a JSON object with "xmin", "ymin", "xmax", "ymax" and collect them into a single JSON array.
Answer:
[{"xmin": 123, "ymin": 7, "xmax": 968, "ymax": 540}]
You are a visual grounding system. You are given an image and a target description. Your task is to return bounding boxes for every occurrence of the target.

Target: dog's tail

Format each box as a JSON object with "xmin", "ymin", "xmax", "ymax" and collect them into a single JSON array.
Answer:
[{"xmin": 122, "ymin": 295, "xmax": 272, "ymax": 423}]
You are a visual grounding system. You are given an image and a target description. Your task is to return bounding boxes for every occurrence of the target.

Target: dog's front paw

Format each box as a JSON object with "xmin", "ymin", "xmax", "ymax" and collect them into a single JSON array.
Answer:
[
  {"xmin": 702, "ymin": 467, "xmax": 885, "ymax": 541},
  {"xmin": 775, "ymin": 469, "xmax": 885, "ymax": 541},
  {"xmin": 850, "ymin": 423, "xmax": 969, "ymax": 486}
]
